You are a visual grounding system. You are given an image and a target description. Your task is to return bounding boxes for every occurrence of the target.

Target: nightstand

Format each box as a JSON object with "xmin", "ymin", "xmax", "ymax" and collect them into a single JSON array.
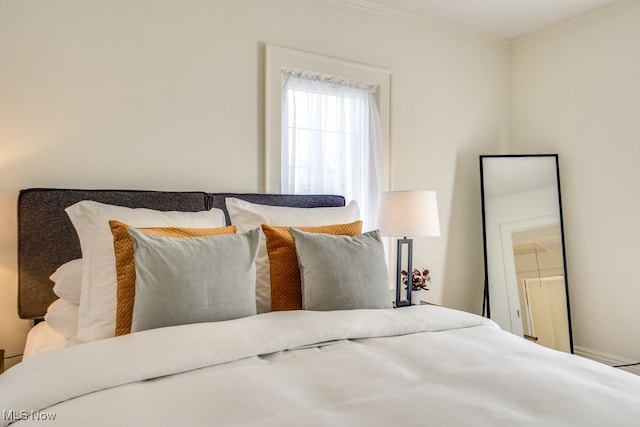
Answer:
[{"xmin": 419, "ymin": 301, "xmax": 439, "ymax": 306}]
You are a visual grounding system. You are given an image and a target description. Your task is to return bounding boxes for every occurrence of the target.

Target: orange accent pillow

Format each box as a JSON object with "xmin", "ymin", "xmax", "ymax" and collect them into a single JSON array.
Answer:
[
  {"xmin": 110, "ymin": 221, "xmax": 237, "ymax": 336},
  {"xmin": 263, "ymin": 221, "xmax": 362, "ymax": 311}
]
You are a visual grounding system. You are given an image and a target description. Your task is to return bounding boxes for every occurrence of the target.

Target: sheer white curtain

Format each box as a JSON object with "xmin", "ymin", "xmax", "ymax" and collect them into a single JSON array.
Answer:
[{"xmin": 281, "ymin": 70, "xmax": 382, "ymax": 230}]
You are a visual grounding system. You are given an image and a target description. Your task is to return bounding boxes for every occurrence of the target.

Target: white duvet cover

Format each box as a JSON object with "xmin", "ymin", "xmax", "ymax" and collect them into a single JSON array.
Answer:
[{"xmin": 2, "ymin": 305, "xmax": 640, "ymax": 426}]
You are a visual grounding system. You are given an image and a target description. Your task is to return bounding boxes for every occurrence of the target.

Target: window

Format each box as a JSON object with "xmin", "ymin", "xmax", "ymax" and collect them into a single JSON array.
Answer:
[
  {"xmin": 281, "ymin": 71, "xmax": 380, "ymax": 226},
  {"xmin": 266, "ymin": 45, "xmax": 390, "ymax": 229}
]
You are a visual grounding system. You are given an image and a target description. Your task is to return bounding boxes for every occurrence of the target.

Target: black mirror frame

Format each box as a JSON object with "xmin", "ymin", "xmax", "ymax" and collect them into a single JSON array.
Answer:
[{"xmin": 479, "ymin": 153, "xmax": 573, "ymax": 353}]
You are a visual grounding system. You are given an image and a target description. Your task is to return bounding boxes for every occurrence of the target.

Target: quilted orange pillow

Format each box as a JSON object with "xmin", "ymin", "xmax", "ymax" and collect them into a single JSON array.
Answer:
[
  {"xmin": 109, "ymin": 220, "xmax": 237, "ymax": 336},
  {"xmin": 262, "ymin": 221, "xmax": 362, "ymax": 311}
]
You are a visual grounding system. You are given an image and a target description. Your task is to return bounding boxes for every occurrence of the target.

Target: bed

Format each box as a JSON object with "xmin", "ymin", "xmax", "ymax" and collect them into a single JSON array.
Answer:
[{"xmin": 2, "ymin": 188, "xmax": 640, "ymax": 426}]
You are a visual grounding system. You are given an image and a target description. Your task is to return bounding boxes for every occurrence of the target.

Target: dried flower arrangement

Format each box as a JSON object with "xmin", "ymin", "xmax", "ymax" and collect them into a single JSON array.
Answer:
[{"xmin": 401, "ymin": 268, "xmax": 431, "ymax": 291}]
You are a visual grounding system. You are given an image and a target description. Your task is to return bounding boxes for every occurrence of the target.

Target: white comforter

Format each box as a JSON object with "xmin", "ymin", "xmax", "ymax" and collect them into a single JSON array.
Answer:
[{"xmin": 2, "ymin": 306, "xmax": 640, "ymax": 426}]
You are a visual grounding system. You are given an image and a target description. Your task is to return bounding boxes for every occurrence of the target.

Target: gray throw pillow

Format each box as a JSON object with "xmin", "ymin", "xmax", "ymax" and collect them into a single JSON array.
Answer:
[
  {"xmin": 290, "ymin": 228, "xmax": 392, "ymax": 311},
  {"xmin": 128, "ymin": 228, "xmax": 259, "ymax": 332}
]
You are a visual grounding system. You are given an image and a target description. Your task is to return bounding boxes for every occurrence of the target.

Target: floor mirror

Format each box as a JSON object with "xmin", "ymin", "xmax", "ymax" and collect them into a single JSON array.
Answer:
[{"xmin": 480, "ymin": 154, "xmax": 573, "ymax": 353}]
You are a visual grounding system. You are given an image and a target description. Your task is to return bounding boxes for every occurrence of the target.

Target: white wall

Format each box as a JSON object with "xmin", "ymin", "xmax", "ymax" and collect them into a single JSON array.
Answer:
[
  {"xmin": 0, "ymin": 0, "xmax": 508, "ymax": 367},
  {"xmin": 510, "ymin": 2, "xmax": 640, "ymax": 364}
]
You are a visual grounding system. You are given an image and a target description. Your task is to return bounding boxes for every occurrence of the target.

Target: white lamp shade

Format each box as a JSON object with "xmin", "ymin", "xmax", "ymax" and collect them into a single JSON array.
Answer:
[{"xmin": 377, "ymin": 190, "xmax": 441, "ymax": 237}]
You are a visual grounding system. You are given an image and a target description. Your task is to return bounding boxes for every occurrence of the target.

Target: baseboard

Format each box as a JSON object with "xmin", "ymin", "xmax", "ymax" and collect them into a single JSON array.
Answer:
[{"xmin": 574, "ymin": 345, "xmax": 640, "ymax": 376}]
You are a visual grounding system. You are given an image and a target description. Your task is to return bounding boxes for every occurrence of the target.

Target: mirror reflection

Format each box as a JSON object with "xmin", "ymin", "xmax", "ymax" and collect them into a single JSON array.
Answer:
[{"xmin": 480, "ymin": 154, "xmax": 573, "ymax": 353}]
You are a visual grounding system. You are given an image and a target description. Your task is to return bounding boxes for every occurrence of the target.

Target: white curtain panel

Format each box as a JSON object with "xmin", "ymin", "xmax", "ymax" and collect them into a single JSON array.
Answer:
[{"xmin": 281, "ymin": 70, "xmax": 382, "ymax": 230}]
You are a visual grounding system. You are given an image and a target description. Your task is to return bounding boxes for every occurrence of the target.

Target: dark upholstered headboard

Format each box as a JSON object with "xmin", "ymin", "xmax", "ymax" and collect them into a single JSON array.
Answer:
[{"xmin": 17, "ymin": 188, "xmax": 345, "ymax": 319}]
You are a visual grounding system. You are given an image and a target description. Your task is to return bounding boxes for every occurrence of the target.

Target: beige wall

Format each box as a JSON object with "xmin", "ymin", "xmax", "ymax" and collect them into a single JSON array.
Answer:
[
  {"xmin": 510, "ymin": 2, "xmax": 640, "ymax": 363},
  {"xmin": 0, "ymin": 0, "xmax": 508, "ymax": 367}
]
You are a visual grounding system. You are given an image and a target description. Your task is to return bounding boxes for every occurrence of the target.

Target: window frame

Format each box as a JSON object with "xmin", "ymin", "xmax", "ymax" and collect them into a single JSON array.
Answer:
[{"xmin": 265, "ymin": 44, "xmax": 390, "ymax": 195}]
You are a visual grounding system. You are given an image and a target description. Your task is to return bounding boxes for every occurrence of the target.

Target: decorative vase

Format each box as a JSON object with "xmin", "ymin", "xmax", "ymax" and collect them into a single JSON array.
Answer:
[{"xmin": 411, "ymin": 290, "xmax": 421, "ymax": 305}]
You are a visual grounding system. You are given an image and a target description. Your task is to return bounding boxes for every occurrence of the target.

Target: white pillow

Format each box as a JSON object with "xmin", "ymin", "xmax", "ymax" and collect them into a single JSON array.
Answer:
[
  {"xmin": 45, "ymin": 299, "xmax": 79, "ymax": 338},
  {"xmin": 65, "ymin": 200, "xmax": 226, "ymax": 342},
  {"xmin": 50, "ymin": 259, "xmax": 83, "ymax": 304},
  {"xmin": 225, "ymin": 197, "xmax": 360, "ymax": 313}
]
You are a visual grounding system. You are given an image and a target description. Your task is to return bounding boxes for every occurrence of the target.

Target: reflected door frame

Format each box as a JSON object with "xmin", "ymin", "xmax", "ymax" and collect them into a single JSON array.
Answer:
[
  {"xmin": 523, "ymin": 275, "xmax": 570, "ymax": 352},
  {"xmin": 499, "ymin": 214, "xmax": 560, "ymax": 337}
]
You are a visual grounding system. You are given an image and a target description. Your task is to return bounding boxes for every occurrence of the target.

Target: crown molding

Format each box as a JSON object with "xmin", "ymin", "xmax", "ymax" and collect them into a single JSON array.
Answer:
[
  {"xmin": 512, "ymin": 0, "xmax": 639, "ymax": 46},
  {"xmin": 333, "ymin": 0, "xmax": 638, "ymax": 49},
  {"xmin": 331, "ymin": 0, "xmax": 509, "ymax": 47}
]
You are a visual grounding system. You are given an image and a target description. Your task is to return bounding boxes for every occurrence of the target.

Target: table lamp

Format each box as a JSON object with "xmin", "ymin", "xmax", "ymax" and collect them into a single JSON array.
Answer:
[{"xmin": 378, "ymin": 190, "xmax": 441, "ymax": 307}]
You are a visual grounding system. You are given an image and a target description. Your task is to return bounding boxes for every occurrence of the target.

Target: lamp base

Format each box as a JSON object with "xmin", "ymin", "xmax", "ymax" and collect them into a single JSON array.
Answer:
[{"xmin": 395, "ymin": 237, "xmax": 414, "ymax": 308}]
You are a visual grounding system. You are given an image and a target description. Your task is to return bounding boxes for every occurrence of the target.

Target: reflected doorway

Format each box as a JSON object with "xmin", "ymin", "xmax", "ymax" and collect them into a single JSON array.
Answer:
[
  {"xmin": 522, "ymin": 276, "xmax": 570, "ymax": 352},
  {"xmin": 512, "ymin": 225, "xmax": 569, "ymax": 352}
]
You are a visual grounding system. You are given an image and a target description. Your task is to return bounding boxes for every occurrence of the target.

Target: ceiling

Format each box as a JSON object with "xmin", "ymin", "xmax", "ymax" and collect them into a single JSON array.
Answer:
[{"xmin": 360, "ymin": 0, "xmax": 622, "ymax": 39}]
